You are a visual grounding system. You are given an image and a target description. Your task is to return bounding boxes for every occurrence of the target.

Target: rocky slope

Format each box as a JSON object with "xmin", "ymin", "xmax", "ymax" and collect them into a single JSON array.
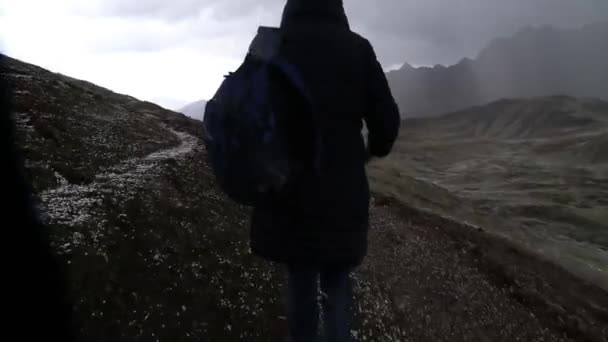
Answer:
[
  {"xmin": 387, "ymin": 22, "xmax": 608, "ymax": 117},
  {"xmin": 4, "ymin": 55, "xmax": 608, "ymax": 341}
]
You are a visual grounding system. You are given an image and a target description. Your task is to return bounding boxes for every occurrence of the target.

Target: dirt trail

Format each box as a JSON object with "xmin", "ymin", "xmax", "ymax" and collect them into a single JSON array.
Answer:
[
  {"xmin": 40, "ymin": 127, "xmax": 198, "ymax": 227},
  {"xmin": 36, "ymin": 128, "xmax": 608, "ymax": 342}
]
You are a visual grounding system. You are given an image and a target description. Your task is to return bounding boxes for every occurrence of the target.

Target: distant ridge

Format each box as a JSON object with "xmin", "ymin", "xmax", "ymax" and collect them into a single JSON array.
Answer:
[
  {"xmin": 179, "ymin": 100, "xmax": 207, "ymax": 121},
  {"xmin": 388, "ymin": 22, "xmax": 608, "ymax": 117}
]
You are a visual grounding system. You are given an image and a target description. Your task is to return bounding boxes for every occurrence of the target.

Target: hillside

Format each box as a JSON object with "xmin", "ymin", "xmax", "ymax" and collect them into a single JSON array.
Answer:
[
  {"xmin": 406, "ymin": 96, "xmax": 608, "ymax": 164},
  {"xmin": 179, "ymin": 100, "xmax": 207, "ymax": 121},
  {"xmin": 370, "ymin": 96, "xmax": 608, "ymax": 290},
  {"xmin": 387, "ymin": 22, "xmax": 608, "ymax": 117},
  {"xmin": 4, "ymin": 55, "xmax": 608, "ymax": 341}
]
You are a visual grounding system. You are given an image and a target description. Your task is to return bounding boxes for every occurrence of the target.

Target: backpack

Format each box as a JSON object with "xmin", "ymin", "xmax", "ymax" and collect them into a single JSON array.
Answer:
[{"xmin": 203, "ymin": 26, "xmax": 318, "ymax": 206}]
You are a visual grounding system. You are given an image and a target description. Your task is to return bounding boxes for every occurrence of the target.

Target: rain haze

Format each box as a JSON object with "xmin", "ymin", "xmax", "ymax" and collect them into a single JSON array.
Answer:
[{"xmin": 1, "ymin": 0, "xmax": 607, "ymax": 109}]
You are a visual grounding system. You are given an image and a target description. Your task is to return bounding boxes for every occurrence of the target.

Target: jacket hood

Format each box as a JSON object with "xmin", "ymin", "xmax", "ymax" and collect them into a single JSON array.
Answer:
[{"xmin": 280, "ymin": 0, "xmax": 350, "ymax": 29}]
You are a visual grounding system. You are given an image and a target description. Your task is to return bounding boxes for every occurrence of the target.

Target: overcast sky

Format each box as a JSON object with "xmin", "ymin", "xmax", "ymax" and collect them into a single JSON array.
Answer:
[{"xmin": 1, "ymin": 0, "xmax": 607, "ymax": 110}]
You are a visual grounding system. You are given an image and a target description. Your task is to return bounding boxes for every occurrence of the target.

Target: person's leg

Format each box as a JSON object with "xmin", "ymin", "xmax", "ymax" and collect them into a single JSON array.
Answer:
[
  {"xmin": 287, "ymin": 264, "xmax": 320, "ymax": 342},
  {"xmin": 320, "ymin": 267, "xmax": 353, "ymax": 342}
]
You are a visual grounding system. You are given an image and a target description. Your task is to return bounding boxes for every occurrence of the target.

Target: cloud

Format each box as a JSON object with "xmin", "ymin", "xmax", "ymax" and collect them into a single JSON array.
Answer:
[
  {"xmin": 345, "ymin": 0, "xmax": 608, "ymax": 65},
  {"xmin": 1, "ymin": 0, "xmax": 607, "ymax": 108},
  {"xmin": 39, "ymin": 0, "xmax": 608, "ymax": 65},
  {"xmin": 81, "ymin": 0, "xmax": 207, "ymax": 21},
  {"xmin": 88, "ymin": 0, "xmax": 282, "ymax": 22}
]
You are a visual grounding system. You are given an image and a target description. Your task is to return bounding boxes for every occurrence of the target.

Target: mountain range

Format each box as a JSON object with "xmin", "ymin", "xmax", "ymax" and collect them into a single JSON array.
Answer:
[{"xmin": 387, "ymin": 22, "xmax": 608, "ymax": 117}]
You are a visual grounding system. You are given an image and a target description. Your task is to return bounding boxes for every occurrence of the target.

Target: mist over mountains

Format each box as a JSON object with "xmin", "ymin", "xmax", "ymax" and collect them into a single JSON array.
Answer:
[
  {"xmin": 387, "ymin": 22, "xmax": 608, "ymax": 117},
  {"xmin": 179, "ymin": 100, "xmax": 207, "ymax": 121}
]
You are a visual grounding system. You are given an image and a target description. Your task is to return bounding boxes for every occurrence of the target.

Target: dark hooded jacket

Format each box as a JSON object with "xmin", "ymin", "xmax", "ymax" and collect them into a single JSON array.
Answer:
[{"xmin": 250, "ymin": 0, "xmax": 400, "ymax": 267}]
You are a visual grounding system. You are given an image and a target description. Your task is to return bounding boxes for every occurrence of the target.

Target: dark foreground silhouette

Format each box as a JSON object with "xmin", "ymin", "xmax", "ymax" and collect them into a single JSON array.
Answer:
[{"xmin": 1, "ymin": 55, "xmax": 74, "ymax": 340}]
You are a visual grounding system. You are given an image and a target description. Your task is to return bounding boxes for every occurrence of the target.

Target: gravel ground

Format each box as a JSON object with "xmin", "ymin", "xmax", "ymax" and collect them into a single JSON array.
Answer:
[{"xmin": 359, "ymin": 205, "xmax": 566, "ymax": 342}]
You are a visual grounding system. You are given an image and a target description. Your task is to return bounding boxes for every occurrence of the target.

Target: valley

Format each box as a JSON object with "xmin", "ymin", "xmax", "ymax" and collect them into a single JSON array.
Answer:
[{"xmin": 369, "ymin": 96, "xmax": 608, "ymax": 289}]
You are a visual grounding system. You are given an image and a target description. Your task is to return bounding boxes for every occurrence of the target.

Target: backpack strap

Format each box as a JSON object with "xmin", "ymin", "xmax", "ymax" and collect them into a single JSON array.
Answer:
[
  {"xmin": 248, "ymin": 26, "xmax": 281, "ymax": 61},
  {"xmin": 270, "ymin": 60, "xmax": 324, "ymax": 176},
  {"xmin": 248, "ymin": 26, "xmax": 325, "ymax": 176}
]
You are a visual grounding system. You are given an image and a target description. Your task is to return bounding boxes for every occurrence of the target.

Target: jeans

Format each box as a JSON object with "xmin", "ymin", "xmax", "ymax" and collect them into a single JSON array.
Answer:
[{"xmin": 286, "ymin": 265, "xmax": 353, "ymax": 342}]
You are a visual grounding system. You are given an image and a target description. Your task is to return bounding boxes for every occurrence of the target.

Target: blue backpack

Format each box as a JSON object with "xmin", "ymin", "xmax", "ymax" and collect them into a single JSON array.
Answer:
[{"xmin": 203, "ymin": 26, "xmax": 318, "ymax": 205}]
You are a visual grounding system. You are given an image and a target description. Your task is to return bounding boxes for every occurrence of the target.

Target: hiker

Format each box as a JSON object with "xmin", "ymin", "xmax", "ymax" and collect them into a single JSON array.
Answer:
[
  {"xmin": 203, "ymin": 0, "xmax": 400, "ymax": 340},
  {"xmin": 250, "ymin": 1, "xmax": 400, "ymax": 341}
]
